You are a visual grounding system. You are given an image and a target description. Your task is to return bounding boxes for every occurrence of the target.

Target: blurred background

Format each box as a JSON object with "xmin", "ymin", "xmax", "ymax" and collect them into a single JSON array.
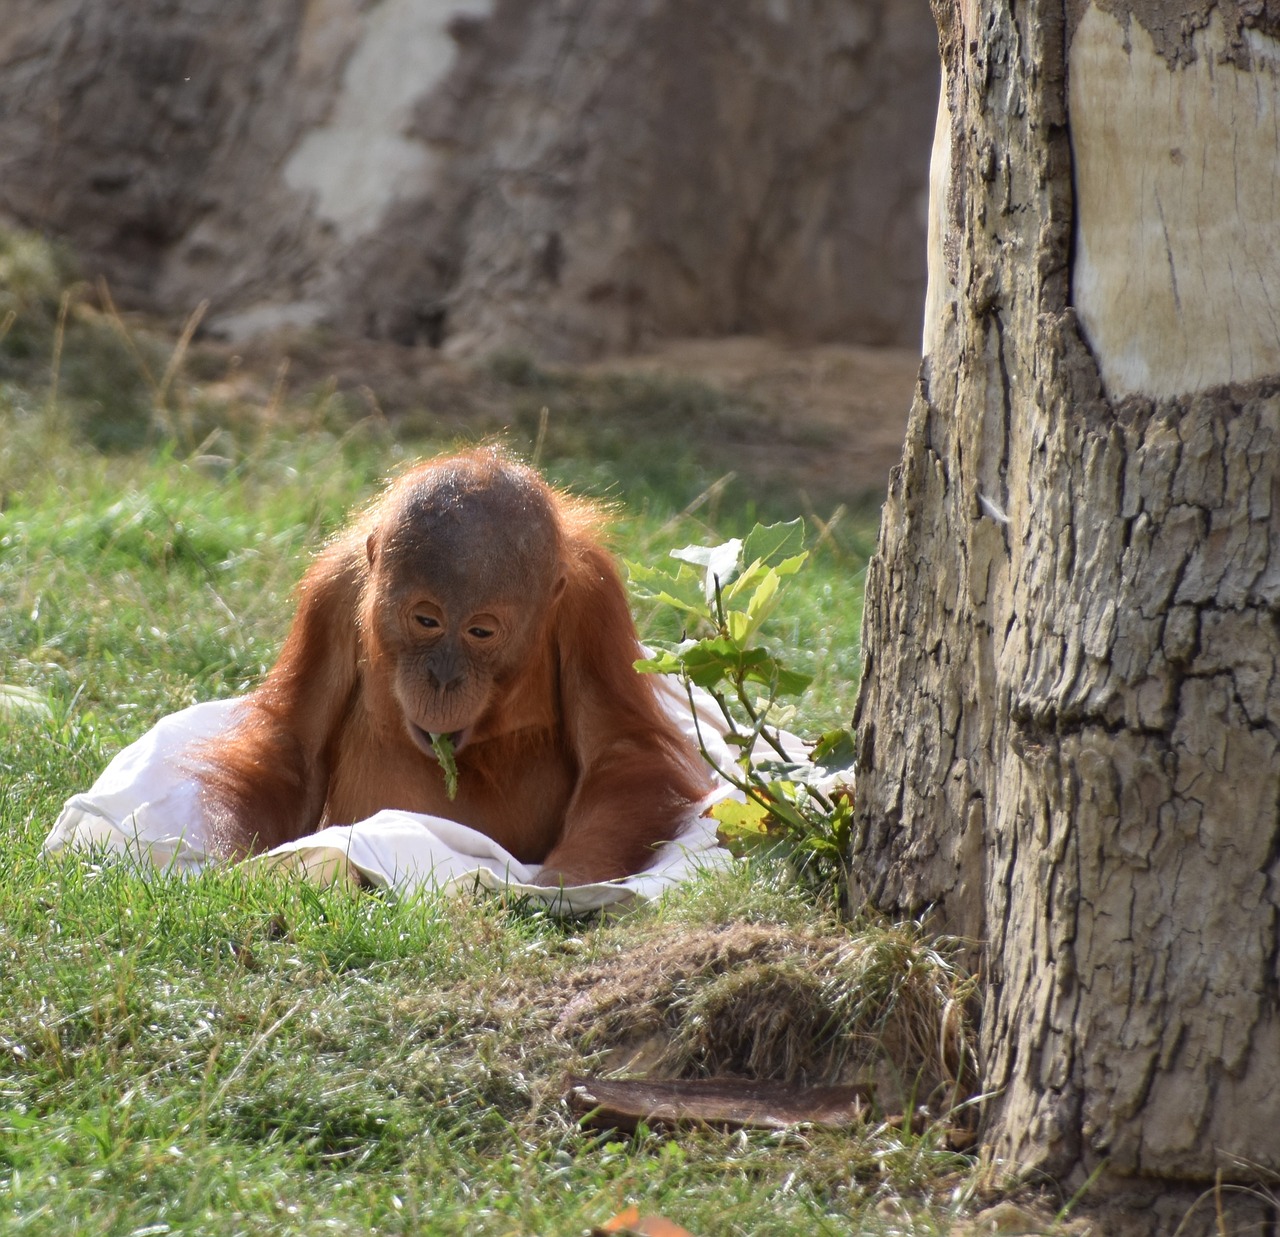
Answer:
[{"xmin": 0, "ymin": 0, "xmax": 938, "ymax": 507}]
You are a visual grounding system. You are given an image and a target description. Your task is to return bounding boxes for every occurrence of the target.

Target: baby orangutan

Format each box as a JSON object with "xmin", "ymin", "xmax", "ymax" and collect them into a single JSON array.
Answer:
[{"xmin": 194, "ymin": 448, "xmax": 712, "ymax": 885}]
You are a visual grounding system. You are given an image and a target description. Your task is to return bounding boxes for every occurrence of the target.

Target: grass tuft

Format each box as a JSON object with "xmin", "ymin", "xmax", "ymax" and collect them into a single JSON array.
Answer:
[{"xmin": 548, "ymin": 918, "xmax": 977, "ymax": 1114}]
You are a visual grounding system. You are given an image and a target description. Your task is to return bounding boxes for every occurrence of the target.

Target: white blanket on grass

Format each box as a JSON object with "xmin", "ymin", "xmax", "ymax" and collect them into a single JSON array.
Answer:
[{"xmin": 42, "ymin": 682, "xmax": 743, "ymax": 914}]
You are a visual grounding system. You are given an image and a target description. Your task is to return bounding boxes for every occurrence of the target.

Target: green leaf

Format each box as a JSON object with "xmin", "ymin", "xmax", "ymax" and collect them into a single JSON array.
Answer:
[
  {"xmin": 634, "ymin": 650, "xmax": 682, "ymax": 675},
  {"xmin": 679, "ymin": 643, "xmax": 743, "ymax": 689},
  {"xmin": 771, "ymin": 551, "xmax": 810, "ymax": 578},
  {"xmin": 739, "ymin": 655, "xmax": 813, "ymax": 697},
  {"xmin": 811, "ymin": 727, "xmax": 857, "ymax": 768},
  {"xmin": 732, "ymin": 568, "xmax": 783, "ymax": 643},
  {"xmin": 721, "ymin": 558, "xmax": 770, "ymax": 603},
  {"xmin": 756, "ymin": 789, "xmax": 809, "ymax": 831},
  {"xmin": 624, "ymin": 558, "xmax": 666, "ymax": 584},
  {"xmin": 721, "ymin": 552, "xmax": 805, "ymax": 607},
  {"xmin": 771, "ymin": 666, "xmax": 814, "ymax": 696},
  {"xmin": 743, "ymin": 519, "xmax": 805, "ymax": 567},
  {"xmin": 429, "ymin": 732, "xmax": 459, "ymax": 800},
  {"xmin": 626, "ymin": 561, "xmax": 710, "ymax": 616},
  {"xmin": 650, "ymin": 589, "xmax": 710, "ymax": 619},
  {"xmin": 745, "ymin": 568, "xmax": 781, "ymax": 620}
]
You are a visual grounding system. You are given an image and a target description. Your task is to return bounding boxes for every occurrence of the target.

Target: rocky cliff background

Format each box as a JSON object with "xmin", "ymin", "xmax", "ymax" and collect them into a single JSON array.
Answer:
[{"xmin": 0, "ymin": 0, "xmax": 937, "ymax": 361}]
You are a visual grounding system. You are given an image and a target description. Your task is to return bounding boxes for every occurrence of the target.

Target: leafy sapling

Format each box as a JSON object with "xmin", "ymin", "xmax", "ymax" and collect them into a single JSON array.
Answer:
[{"xmin": 628, "ymin": 521, "xmax": 855, "ymax": 886}]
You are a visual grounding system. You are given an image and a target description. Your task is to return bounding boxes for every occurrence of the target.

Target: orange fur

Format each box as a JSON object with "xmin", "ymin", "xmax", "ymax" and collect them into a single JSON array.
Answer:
[{"xmin": 193, "ymin": 448, "xmax": 712, "ymax": 883}]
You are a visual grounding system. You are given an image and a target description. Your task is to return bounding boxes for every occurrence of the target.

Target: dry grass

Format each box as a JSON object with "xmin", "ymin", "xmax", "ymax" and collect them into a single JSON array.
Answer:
[{"xmin": 446, "ymin": 918, "xmax": 984, "ymax": 1125}]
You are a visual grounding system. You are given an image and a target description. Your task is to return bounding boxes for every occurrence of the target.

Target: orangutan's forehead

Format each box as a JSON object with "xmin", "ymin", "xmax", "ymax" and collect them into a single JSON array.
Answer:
[
  {"xmin": 399, "ymin": 462, "xmax": 550, "ymax": 520},
  {"xmin": 377, "ymin": 467, "xmax": 560, "ymax": 599}
]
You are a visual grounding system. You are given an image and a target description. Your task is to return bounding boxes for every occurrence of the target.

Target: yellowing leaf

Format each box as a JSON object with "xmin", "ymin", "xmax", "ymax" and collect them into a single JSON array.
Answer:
[{"xmin": 711, "ymin": 798, "xmax": 771, "ymax": 834}]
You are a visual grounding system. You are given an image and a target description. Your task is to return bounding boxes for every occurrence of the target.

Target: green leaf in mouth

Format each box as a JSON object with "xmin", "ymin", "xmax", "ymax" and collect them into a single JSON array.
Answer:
[{"xmin": 429, "ymin": 732, "xmax": 459, "ymax": 800}]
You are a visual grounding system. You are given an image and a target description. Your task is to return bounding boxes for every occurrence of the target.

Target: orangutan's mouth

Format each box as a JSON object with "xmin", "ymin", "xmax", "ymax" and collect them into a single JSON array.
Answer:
[{"xmin": 410, "ymin": 724, "xmax": 471, "ymax": 757}]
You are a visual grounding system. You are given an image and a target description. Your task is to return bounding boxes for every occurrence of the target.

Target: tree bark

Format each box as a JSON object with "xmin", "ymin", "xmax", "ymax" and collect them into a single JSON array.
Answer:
[{"xmin": 851, "ymin": 0, "xmax": 1280, "ymax": 1229}]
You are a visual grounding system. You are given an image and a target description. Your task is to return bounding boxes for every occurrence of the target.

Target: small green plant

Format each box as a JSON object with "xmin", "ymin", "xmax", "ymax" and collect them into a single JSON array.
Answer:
[{"xmin": 629, "ymin": 522, "xmax": 856, "ymax": 888}]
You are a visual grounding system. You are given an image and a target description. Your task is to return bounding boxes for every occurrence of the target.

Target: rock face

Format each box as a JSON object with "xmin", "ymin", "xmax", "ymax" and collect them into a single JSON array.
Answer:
[{"xmin": 0, "ymin": 0, "xmax": 937, "ymax": 358}]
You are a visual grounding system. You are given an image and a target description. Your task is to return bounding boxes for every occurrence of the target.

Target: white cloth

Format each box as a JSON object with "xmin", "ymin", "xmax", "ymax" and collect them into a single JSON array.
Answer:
[{"xmin": 43, "ymin": 681, "xmax": 742, "ymax": 914}]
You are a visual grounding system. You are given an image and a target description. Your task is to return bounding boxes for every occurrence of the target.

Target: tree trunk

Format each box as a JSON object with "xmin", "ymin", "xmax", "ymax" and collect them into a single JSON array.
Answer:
[{"xmin": 851, "ymin": 0, "xmax": 1280, "ymax": 1229}]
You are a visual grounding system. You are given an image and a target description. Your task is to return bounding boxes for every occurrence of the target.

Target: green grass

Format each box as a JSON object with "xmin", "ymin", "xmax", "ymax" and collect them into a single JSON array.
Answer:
[
  {"xmin": 0, "ymin": 397, "xmax": 866, "ymax": 743},
  {"xmin": 0, "ymin": 858, "xmax": 987, "ymax": 1236},
  {"xmin": 0, "ymin": 231, "xmax": 1026, "ymax": 1236}
]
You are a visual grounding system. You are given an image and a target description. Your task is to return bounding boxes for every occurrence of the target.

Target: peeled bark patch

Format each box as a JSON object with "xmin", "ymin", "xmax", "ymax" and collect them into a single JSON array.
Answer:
[{"xmin": 1071, "ymin": 7, "xmax": 1280, "ymax": 398}]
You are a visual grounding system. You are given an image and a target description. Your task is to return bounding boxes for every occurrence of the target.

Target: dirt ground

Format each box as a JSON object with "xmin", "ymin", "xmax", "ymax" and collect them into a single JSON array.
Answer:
[
  {"xmin": 588, "ymin": 336, "xmax": 920, "ymax": 503},
  {"xmin": 226, "ymin": 331, "xmax": 920, "ymax": 508}
]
